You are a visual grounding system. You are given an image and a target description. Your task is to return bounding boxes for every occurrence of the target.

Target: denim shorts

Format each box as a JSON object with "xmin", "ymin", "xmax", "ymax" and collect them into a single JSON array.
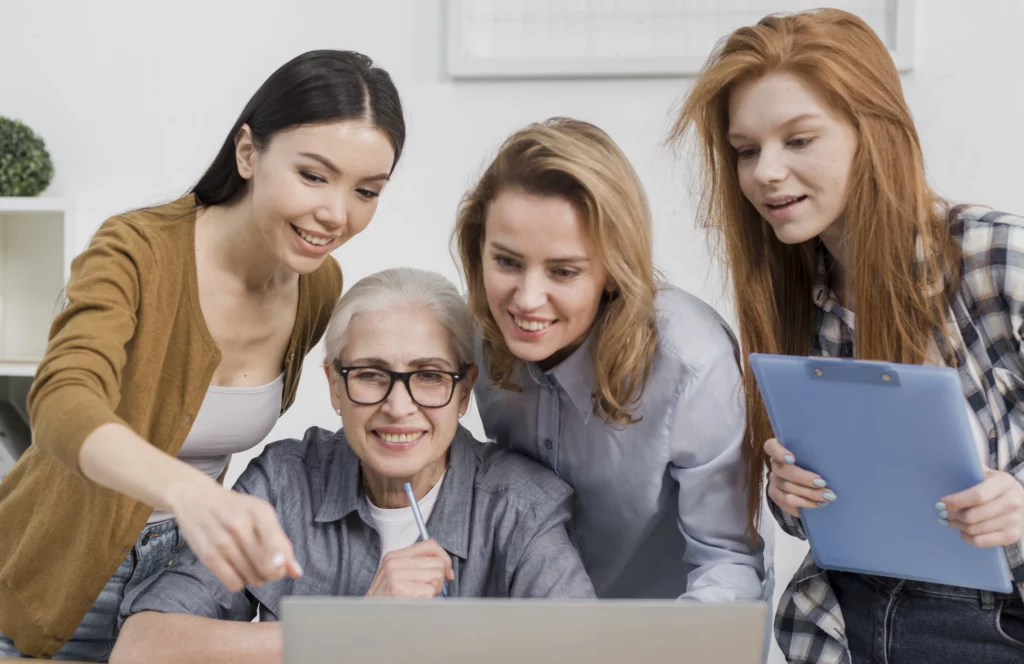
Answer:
[
  {"xmin": 828, "ymin": 569, "xmax": 1024, "ymax": 663},
  {"xmin": 0, "ymin": 518, "xmax": 183, "ymax": 662}
]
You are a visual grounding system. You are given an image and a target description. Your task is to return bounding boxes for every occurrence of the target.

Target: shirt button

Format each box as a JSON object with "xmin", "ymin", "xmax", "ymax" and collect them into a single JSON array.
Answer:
[
  {"xmin": 989, "ymin": 429, "xmax": 997, "ymax": 440},
  {"xmin": 544, "ymin": 439, "xmax": 553, "ymax": 450},
  {"xmin": 165, "ymin": 559, "xmax": 174, "ymax": 568}
]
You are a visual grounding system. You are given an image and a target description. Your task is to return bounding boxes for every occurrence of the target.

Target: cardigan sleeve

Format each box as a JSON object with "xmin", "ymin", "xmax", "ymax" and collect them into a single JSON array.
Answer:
[{"xmin": 26, "ymin": 216, "xmax": 150, "ymax": 474}]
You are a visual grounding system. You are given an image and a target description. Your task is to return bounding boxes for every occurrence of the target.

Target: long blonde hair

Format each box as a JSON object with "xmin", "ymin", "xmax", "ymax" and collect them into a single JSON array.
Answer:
[
  {"xmin": 670, "ymin": 9, "xmax": 959, "ymax": 536},
  {"xmin": 455, "ymin": 117, "xmax": 659, "ymax": 425}
]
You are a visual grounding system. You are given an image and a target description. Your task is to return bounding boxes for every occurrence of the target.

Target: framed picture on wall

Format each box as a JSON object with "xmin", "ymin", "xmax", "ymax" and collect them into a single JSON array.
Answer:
[{"xmin": 446, "ymin": 0, "xmax": 915, "ymax": 79}]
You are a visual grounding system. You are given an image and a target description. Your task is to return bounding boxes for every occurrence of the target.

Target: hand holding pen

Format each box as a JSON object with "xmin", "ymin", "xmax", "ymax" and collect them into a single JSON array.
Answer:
[{"xmin": 364, "ymin": 483, "xmax": 453, "ymax": 598}]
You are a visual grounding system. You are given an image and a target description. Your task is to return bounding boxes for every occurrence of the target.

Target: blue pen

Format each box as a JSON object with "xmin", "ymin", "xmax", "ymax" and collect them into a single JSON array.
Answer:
[{"xmin": 403, "ymin": 481, "xmax": 448, "ymax": 597}]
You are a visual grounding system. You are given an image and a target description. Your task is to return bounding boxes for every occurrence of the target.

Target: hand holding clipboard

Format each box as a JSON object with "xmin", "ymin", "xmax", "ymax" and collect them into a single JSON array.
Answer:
[{"xmin": 751, "ymin": 353, "xmax": 1015, "ymax": 593}]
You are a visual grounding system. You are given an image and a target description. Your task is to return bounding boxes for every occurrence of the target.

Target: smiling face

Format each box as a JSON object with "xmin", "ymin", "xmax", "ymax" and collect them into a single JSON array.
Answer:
[
  {"xmin": 325, "ymin": 306, "xmax": 476, "ymax": 491},
  {"xmin": 727, "ymin": 71, "xmax": 858, "ymax": 247},
  {"xmin": 481, "ymin": 188, "xmax": 610, "ymax": 368},
  {"xmin": 237, "ymin": 120, "xmax": 396, "ymax": 274}
]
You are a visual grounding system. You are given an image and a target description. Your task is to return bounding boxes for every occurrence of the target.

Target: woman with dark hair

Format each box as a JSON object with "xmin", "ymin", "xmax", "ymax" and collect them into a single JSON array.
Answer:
[{"xmin": 0, "ymin": 49, "xmax": 404, "ymax": 661}]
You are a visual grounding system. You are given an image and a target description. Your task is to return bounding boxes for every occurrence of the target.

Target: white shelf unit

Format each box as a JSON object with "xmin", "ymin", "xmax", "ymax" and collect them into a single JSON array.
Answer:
[
  {"xmin": 0, "ymin": 197, "xmax": 74, "ymax": 479},
  {"xmin": 0, "ymin": 197, "xmax": 74, "ymax": 370}
]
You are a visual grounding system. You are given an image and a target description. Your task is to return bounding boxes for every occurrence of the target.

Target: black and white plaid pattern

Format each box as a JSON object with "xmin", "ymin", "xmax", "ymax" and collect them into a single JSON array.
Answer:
[{"xmin": 772, "ymin": 206, "xmax": 1024, "ymax": 663}]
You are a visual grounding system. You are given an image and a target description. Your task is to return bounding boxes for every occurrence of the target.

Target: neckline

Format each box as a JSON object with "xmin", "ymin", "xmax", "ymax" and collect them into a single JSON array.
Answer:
[{"xmin": 186, "ymin": 194, "xmax": 308, "ymax": 364}]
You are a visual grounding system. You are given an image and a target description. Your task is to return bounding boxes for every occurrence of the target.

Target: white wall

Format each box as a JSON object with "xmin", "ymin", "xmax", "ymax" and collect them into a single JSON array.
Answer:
[{"xmin": 1, "ymin": 1, "xmax": 1022, "ymax": 662}]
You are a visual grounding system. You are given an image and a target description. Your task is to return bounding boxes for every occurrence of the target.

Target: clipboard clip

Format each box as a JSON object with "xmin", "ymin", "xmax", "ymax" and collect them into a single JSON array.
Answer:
[{"xmin": 807, "ymin": 361, "xmax": 902, "ymax": 387}]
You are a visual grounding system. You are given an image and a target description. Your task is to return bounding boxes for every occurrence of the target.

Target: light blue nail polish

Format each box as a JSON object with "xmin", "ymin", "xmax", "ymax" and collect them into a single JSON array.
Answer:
[
  {"xmin": 813, "ymin": 479, "xmax": 828, "ymax": 488},
  {"xmin": 935, "ymin": 501, "xmax": 946, "ymax": 511},
  {"xmin": 817, "ymin": 501, "xmax": 828, "ymax": 507},
  {"xmin": 938, "ymin": 518, "xmax": 949, "ymax": 527},
  {"xmin": 822, "ymin": 491, "xmax": 837, "ymax": 502},
  {"xmin": 939, "ymin": 510, "xmax": 949, "ymax": 520},
  {"xmin": 784, "ymin": 454, "xmax": 795, "ymax": 464}
]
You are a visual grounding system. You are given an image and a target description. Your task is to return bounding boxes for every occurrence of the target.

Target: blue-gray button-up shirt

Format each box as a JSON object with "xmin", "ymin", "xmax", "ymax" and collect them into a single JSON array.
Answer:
[
  {"xmin": 475, "ymin": 285, "xmax": 765, "ymax": 600},
  {"xmin": 120, "ymin": 426, "xmax": 594, "ymax": 624}
]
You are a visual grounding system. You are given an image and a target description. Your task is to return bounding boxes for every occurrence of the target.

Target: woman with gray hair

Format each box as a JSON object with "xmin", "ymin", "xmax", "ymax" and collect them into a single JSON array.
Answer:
[{"xmin": 110, "ymin": 267, "xmax": 594, "ymax": 664}]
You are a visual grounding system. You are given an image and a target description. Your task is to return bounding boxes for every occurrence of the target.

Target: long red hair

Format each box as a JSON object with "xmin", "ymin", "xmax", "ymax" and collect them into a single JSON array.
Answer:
[{"xmin": 670, "ymin": 9, "xmax": 959, "ymax": 538}]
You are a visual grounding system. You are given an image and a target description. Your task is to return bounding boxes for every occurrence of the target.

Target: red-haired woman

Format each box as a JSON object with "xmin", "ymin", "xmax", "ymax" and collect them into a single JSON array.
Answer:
[{"xmin": 674, "ymin": 8, "xmax": 1024, "ymax": 664}]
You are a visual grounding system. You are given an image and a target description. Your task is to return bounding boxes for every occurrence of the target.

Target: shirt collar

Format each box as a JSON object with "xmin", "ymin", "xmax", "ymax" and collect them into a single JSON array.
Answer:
[
  {"xmin": 314, "ymin": 426, "xmax": 477, "ymax": 560},
  {"xmin": 811, "ymin": 243, "xmax": 857, "ymax": 330},
  {"xmin": 524, "ymin": 330, "xmax": 596, "ymax": 423}
]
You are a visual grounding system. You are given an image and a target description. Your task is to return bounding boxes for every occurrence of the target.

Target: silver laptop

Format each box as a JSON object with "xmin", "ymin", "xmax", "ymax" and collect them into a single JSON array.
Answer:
[{"xmin": 282, "ymin": 597, "xmax": 766, "ymax": 663}]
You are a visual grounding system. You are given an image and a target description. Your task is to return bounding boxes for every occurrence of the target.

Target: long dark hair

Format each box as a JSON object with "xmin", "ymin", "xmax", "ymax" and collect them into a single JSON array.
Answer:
[{"xmin": 192, "ymin": 49, "xmax": 405, "ymax": 206}]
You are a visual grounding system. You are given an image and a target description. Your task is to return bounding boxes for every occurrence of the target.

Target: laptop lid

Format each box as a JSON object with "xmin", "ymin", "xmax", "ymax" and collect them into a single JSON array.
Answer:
[{"xmin": 281, "ymin": 597, "xmax": 766, "ymax": 664}]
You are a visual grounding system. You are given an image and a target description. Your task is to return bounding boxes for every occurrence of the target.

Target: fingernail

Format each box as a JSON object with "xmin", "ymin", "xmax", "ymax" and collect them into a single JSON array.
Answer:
[
  {"xmin": 822, "ymin": 491, "xmax": 837, "ymax": 502},
  {"xmin": 935, "ymin": 502, "xmax": 946, "ymax": 511},
  {"xmin": 939, "ymin": 510, "xmax": 949, "ymax": 520},
  {"xmin": 271, "ymin": 553, "xmax": 285, "ymax": 567},
  {"xmin": 813, "ymin": 479, "xmax": 828, "ymax": 488},
  {"xmin": 817, "ymin": 501, "xmax": 828, "ymax": 507},
  {"xmin": 295, "ymin": 562, "xmax": 304, "ymax": 576},
  {"xmin": 784, "ymin": 455, "xmax": 795, "ymax": 465},
  {"xmin": 938, "ymin": 518, "xmax": 949, "ymax": 527}
]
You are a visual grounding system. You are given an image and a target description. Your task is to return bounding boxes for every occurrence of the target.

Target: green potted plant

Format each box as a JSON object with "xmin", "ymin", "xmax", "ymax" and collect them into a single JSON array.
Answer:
[{"xmin": 0, "ymin": 116, "xmax": 54, "ymax": 197}]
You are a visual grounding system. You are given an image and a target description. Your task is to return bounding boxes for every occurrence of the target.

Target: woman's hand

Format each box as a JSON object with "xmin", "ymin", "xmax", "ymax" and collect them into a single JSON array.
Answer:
[
  {"xmin": 765, "ymin": 438, "xmax": 836, "ymax": 518},
  {"xmin": 167, "ymin": 479, "xmax": 303, "ymax": 592},
  {"xmin": 940, "ymin": 468, "xmax": 1024, "ymax": 548},
  {"xmin": 366, "ymin": 539, "xmax": 454, "ymax": 598}
]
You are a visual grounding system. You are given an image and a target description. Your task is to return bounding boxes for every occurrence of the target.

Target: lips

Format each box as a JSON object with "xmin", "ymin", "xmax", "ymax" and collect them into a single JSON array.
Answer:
[
  {"xmin": 372, "ymin": 429, "xmax": 427, "ymax": 451},
  {"xmin": 765, "ymin": 195, "xmax": 807, "ymax": 209}
]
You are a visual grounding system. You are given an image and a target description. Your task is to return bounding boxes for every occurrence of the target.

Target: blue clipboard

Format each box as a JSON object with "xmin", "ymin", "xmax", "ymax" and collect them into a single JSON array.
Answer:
[{"xmin": 749, "ymin": 353, "xmax": 1013, "ymax": 593}]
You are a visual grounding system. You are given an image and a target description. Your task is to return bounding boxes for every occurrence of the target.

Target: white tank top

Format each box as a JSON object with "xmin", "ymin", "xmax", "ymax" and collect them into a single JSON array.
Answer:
[{"xmin": 148, "ymin": 373, "xmax": 285, "ymax": 523}]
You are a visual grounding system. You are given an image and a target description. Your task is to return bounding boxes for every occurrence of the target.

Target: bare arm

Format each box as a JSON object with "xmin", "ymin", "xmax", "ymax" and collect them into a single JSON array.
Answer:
[
  {"xmin": 79, "ymin": 421, "xmax": 302, "ymax": 592},
  {"xmin": 80, "ymin": 422, "xmax": 217, "ymax": 515},
  {"xmin": 111, "ymin": 612, "xmax": 281, "ymax": 664}
]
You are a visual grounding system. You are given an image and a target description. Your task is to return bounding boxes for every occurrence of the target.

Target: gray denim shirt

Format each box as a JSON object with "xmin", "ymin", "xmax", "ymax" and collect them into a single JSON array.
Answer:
[
  {"xmin": 121, "ymin": 426, "xmax": 594, "ymax": 623},
  {"xmin": 475, "ymin": 285, "xmax": 767, "ymax": 600}
]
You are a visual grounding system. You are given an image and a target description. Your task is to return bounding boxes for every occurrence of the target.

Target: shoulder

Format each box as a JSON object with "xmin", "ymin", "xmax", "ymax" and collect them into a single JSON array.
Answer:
[
  {"xmin": 85, "ymin": 195, "xmax": 197, "ymax": 262},
  {"xmin": 235, "ymin": 426, "xmax": 339, "ymax": 496},
  {"xmin": 948, "ymin": 204, "xmax": 1024, "ymax": 301},
  {"xmin": 949, "ymin": 204, "xmax": 1024, "ymax": 253},
  {"xmin": 652, "ymin": 284, "xmax": 740, "ymax": 374},
  {"xmin": 460, "ymin": 429, "xmax": 573, "ymax": 509}
]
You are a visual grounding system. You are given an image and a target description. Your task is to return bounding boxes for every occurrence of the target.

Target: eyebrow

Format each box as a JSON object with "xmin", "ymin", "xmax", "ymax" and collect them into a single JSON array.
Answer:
[
  {"xmin": 348, "ymin": 356, "xmax": 456, "ymax": 370},
  {"xmin": 488, "ymin": 241, "xmax": 591, "ymax": 265},
  {"xmin": 298, "ymin": 152, "xmax": 390, "ymax": 183},
  {"xmin": 727, "ymin": 112, "xmax": 824, "ymax": 142}
]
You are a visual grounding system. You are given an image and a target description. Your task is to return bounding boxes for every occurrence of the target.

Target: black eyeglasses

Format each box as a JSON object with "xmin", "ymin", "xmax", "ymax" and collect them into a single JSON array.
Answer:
[{"xmin": 332, "ymin": 359, "xmax": 466, "ymax": 408}]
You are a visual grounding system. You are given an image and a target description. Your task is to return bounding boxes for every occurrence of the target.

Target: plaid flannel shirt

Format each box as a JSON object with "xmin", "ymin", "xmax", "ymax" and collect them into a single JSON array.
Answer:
[{"xmin": 772, "ymin": 205, "xmax": 1024, "ymax": 664}]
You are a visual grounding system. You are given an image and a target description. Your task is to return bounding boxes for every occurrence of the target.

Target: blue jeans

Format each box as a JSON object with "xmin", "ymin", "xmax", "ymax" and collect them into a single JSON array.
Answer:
[
  {"xmin": 828, "ymin": 569, "xmax": 1024, "ymax": 663},
  {"xmin": 0, "ymin": 519, "xmax": 183, "ymax": 661}
]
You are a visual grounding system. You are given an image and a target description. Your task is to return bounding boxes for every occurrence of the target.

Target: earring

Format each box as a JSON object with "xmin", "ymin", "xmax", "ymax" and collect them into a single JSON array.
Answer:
[{"xmin": 335, "ymin": 408, "xmax": 341, "ymax": 415}]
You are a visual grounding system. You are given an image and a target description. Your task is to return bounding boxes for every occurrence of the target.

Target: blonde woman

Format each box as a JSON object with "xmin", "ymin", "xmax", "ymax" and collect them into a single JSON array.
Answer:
[
  {"xmin": 673, "ymin": 9, "xmax": 1024, "ymax": 663},
  {"xmin": 455, "ymin": 117, "xmax": 766, "ymax": 602}
]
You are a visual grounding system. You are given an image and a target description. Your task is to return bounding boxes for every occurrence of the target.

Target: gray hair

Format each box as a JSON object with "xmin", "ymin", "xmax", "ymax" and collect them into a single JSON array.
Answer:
[{"xmin": 324, "ymin": 268, "xmax": 474, "ymax": 367}]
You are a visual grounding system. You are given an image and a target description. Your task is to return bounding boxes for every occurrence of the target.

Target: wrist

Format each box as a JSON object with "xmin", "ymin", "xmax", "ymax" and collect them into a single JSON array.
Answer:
[{"xmin": 161, "ymin": 472, "xmax": 219, "ymax": 515}]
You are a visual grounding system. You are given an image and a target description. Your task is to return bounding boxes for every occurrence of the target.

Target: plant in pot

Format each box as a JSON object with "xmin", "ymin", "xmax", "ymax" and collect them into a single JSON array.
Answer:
[{"xmin": 0, "ymin": 116, "xmax": 54, "ymax": 197}]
